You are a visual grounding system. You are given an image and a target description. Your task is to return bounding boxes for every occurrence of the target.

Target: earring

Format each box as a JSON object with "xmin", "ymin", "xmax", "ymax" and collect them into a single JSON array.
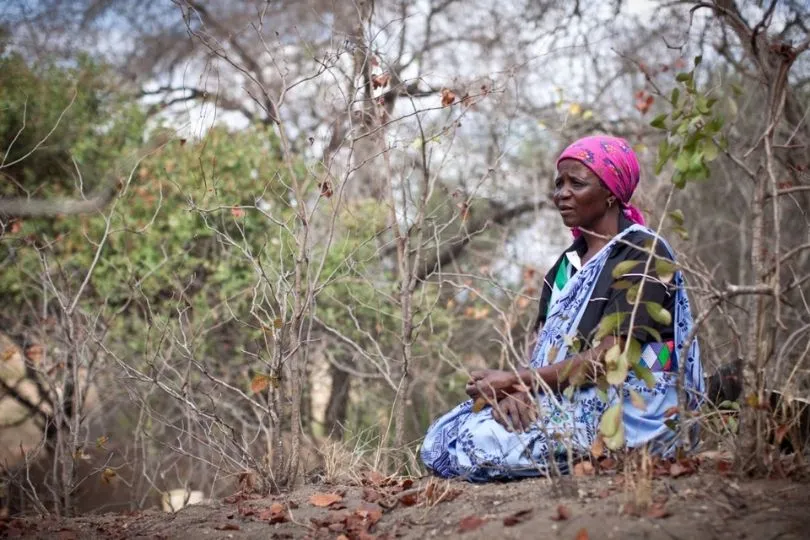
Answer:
[{"xmin": 607, "ymin": 198, "xmax": 614, "ymax": 208}]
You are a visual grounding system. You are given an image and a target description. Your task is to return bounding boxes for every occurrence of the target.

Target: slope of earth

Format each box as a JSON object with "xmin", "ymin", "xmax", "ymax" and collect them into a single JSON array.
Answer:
[{"xmin": 3, "ymin": 468, "xmax": 809, "ymax": 539}]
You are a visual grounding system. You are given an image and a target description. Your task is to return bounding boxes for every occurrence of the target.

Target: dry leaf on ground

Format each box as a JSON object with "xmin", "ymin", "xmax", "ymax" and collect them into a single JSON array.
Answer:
[
  {"xmin": 503, "ymin": 508, "xmax": 533, "ymax": 526},
  {"xmin": 458, "ymin": 515, "xmax": 486, "ymax": 533},
  {"xmin": 646, "ymin": 502, "xmax": 672, "ymax": 519},
  {"xmin": 551, "ymin": 504, "xmax": 572, "ymax": 521},
  {"xmin": 573, "ymin": 461, "xmax": 595, "ymax": 476},
  {"xmin": 575, "ymin": 527, "xmax": 590, "ymax": 540},
  {"xmin": 258, "ymin": 502, "xmax": 288, "ymax": 524},
  {"xmin": 309, "ymin": 492, "xmax": 344, "ymax": 507}
]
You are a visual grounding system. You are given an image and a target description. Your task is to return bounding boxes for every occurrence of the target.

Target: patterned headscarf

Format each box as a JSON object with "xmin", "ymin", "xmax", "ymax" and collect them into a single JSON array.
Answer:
[{"xmin": 556, "ymin": 135, "xmax": 645, "ymax": 236}]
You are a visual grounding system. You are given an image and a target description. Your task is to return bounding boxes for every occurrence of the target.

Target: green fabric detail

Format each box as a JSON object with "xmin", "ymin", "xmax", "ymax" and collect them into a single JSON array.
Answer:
[{"xmin": 657, "ymin": 345, "xmax": 670, "ymax": 366}]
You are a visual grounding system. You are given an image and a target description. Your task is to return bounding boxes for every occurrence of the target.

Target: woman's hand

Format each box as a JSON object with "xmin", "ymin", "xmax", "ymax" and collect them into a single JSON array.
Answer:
[
  {"xmin": 465, "ymin": 369, "xmax": 517, "ymax": 401},
  {"xmin": 492, "ymin": 391, "xmax": 538, "ymax": 433}
]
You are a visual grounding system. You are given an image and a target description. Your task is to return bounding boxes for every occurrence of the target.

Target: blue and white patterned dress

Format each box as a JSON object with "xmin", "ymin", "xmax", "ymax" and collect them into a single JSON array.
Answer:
[{"xmin": 420, "ymin": 225, "xmax": 704, "ymax": 481}]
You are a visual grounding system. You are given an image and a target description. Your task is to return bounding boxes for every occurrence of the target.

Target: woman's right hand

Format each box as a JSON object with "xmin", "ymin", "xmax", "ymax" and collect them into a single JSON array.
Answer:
[
  {"xmin": 465, "ymin": 369, "xmax": 517, "ymax": 401},
  {"xmin": 492, "ymin": 391, "xmax": 538, "ymax": 432}
]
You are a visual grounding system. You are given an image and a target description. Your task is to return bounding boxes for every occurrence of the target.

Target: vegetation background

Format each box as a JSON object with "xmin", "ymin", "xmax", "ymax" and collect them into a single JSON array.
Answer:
[{"xmin": 0, "ymin": 0, "xmax": 808, "ymax": 531}]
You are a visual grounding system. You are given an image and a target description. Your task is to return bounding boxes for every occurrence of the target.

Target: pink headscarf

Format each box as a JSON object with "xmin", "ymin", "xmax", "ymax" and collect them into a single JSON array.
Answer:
[{"xmin": 556, "ymin": 135, "xmax": 645, "ymax": 237}]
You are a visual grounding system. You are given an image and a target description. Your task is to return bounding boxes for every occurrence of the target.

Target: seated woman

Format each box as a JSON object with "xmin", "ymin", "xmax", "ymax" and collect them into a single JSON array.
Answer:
[{"xmin": 421, "ymin": 135, "xmax": 704, "ymax": 481}]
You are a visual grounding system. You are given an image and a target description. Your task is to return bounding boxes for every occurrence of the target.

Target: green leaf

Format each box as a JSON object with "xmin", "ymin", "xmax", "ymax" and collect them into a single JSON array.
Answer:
[
  {"xmin": 600, "ymin": 403, "xmax": 622, "ymax": 438},
  {"xmin": 633, "ymin": 363, "xmax": 656, "ymax": 389},
  {"xmin": 563, "ymin": 385, "xmax": 576, "ymax": 400},
  {"xmin": 727, "ymin": 97, "xmax": 738, "ymax": 117},
  {"xmin": 726, "ymin": 416, "xmax": 738, "ymax": 434},
  {"xmin": 674, "ymin": 225, "xmax": 690, "ymax": 240},
  {"xmin": 668, "ymin": 209, "xmax": 685, "ymax": 227},
  {"xmin": 626, "ymin": 283, "xmax": 640, "ymax": 305},
  {"xmin": 606, "ymin": 349, "xmax": 629, "ymax": 385},
  {"xmin": 708, "ymin": 115, "xmax": 724, "ymax": 133},
  {"xmin": 650, "ymin": 113, "xmax": 668, "ymax": 129},
  {"xmin": 670, "ymin": 87, "xmax": 680, "ymax": 107},
  {"xmin": 655, "ymin": 155, "xmax": 667, "ymax": 176},
  {"xmin": 703, "ymin": 139, "xmax": 719, "ymax": 162},
  {"xmin": 625, "ymin": 338, "xmax": 642, "ymax": 366},
  {"xmin": 694, "ymin": 55, "xmax": 702, "ymax": 66},
  {"xmin": 664, "ymin": 419, "xmax": 678, "ymax": 432},
  {"xmin": 629, "ymin": 389, "xmax": 648, "ymax": 411},
  {"xmin": 612, "ymin": 259, "xmax": 641, "ymax": 279},
  {"xmin": 612, "ymin": 280, "xmax": 635, "ymax": 290},
  {"xmin": 645, "ymin": 302, "xmax": 672, "ymax": 326},
  {"xmin": 563, "ymin": 334, "xmax": 581, "ymax": 354},
  {"xmin": 596, "ymin": 312, "xmax": 627, "ymax": 340},
  {"xmin": 655, "ymin": 258, "xmax": 676, "ymax": 283},
  {"xmin": 638, "ymin": 325, "xmax": 663, "ymax": 344},
  {"xmin": 674, "ymin": 151, "xmax": 690, "ymax": 172},
  {"xmin": 696, "ymin": 96, "xmax": 710, "ymax": 114},
  {"xmin": 676, "ymin": 72, "xmax": 692, "ymax": 83},
  {"xmin": 604, "ymin": 422, "xmax": 625, "ymax": 451},
  {"xmin": 718, "ymin": 400, "xmax": 740, "ymax": 411}
]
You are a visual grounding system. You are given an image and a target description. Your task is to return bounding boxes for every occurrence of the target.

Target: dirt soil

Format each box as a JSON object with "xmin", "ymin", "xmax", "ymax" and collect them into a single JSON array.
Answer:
[{"xmin": 3, "ymin": 468, "xmax": 809, "ymax": 540}]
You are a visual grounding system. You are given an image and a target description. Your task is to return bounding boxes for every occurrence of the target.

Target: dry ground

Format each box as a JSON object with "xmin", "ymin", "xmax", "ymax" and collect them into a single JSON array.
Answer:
[{"xmin": 3, "ymin": 464, "xmax": 809, "ymax": 540}]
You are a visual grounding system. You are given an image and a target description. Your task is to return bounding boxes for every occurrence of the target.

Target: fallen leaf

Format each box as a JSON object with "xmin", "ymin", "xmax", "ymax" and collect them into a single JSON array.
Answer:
[
  {"xmin": 573, "ymin": 461, "xmax": 595, "ymax": 477},
  {"xmin": 362, "ymin": 488, "xmax": 383, "ymax": 503},
  {"xmin": 457, "ymin": 515, "xmax": 486, "ymax": 533},
  {"xmin": 355, "ymin": 505, "xmax": 383, "ymax": 526},
  {"xmin": 550, "ymin": 504, "xmax": 571, "ymax": 521},
  {"xmin": 398, "ymin": 492, "xmax": 419, "ymax": 507},
  {"xmin": 503, "ymin": 508, "xmax": 533, "ymax": 526},
  {"xmin": 441, "ymin": 88, "xmax": 456, "ymax": 107},
  {"xmin": 309, "ymin": 492, "xmax": 344, "ymax": 507},
  {"xmin": 214, "ymin": 523, "xmax": 240, "ymax": 531},
  {"xmin": 646, "ymin": 503, "xmax": 671, "ymax": 519},
  {"xmin": 258, "ymin": 502, "xmax": 288, "ymax": 524},
  {"xmin": 598, "ymin": 457, "xmax": 618, "ymax": 472},
  {"xmin": 368, "ymin": 470, "xmax": 386, "ymax": 485},
  {"xmin": 575, "ymin": 528, "xmax": 590, "ymax": 540},
  {"xmin": 230, "ymin": 207, "xmax": 245, "ymax": 218},
  {"xmin": 669, "ymin": 461, "xmax": 693, "ymax": 478}
]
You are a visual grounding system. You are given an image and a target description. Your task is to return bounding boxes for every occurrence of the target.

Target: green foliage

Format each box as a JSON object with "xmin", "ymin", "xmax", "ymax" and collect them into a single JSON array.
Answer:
[{"xmin": 651, "ymin": 56, "xmax": 727, "ymax": 191}]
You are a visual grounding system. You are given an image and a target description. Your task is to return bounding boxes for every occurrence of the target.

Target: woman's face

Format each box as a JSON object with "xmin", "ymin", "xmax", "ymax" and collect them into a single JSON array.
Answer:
[{"xmin": 553, "ymin": 159, "xmax": 615, "ymax": 230}]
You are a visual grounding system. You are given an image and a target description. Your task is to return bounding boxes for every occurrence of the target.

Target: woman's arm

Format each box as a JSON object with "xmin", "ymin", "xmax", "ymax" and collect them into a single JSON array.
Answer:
[
  {"xmin": 515, "ymin": 335, "xmax": 619, "ymax": 393},
  {"xmin": 467, "ymin": 335, "xmax": 619, "ymax": 400}
]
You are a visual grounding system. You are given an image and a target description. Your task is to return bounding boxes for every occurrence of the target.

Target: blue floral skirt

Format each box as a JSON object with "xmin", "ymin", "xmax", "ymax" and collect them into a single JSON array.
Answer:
[{"xmin": 420, "ymin": 375, "xmax": 679, "ymax": 482}]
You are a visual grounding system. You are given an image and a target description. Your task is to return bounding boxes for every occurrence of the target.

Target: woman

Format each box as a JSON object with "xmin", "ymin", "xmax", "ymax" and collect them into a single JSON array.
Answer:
[{"xmin": 420, "ymin": 135, "xmax": 704, "ymax": 481}]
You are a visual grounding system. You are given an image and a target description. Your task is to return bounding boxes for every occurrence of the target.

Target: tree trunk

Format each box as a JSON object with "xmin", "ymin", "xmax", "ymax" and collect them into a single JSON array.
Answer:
[{"xmin": 324, "ymin": 363, "xmax": 351, "ymax": 440}]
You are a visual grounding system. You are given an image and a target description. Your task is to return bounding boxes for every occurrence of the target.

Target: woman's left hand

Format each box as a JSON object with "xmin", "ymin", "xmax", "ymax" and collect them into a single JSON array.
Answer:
[{"xmin": 465, "ymin": 369, "xmax": 517, "ymax": 401}]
